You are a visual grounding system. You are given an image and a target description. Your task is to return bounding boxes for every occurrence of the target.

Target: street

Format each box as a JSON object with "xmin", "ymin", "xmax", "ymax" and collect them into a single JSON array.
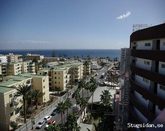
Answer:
[{"xmin": 33, "ymin": 63, "xmax": 113, "ymax": 131}]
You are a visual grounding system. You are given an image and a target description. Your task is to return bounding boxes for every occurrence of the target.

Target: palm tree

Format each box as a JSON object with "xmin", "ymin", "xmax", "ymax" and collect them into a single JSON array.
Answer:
[
  {"xmin": 16, "ymin": 85, "xmax": 31, "ymax": 123},
  {"xmin": 83, "ymin": 61, "xmax": 90, "ymax": 78},
  {"xmin": 78, "ymin": 79, "xmax": 86, "ymax": 99},
  {"xmin": 68, "ymin": 67, "xmax": 77, "ymax": 87},
  {"xmin": 65, "ymin": 98, "xmax": 72, "ymax": 117},
  {"xmin": 66, "ymin": 113, "xmax": 80, "ymax": 131},
  {"xmin": 88, "ymin": 77, "xmax": 97, "ymax": 111},
  {"xmin": 56, "ymin": 102, "xmax": 66, "ymax": 124},
  {"xmin": 32, "ymin": 90, "xmax": 43, "ymax": 109},
  {"xmin": 100, "ymin": 90, "xmax": 112, "ymax": 107}
]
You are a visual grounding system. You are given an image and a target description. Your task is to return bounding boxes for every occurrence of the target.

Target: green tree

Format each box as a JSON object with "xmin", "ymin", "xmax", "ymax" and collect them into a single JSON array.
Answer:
[
  {"xmin": 68, "ymin": 67, "xmax": 77, "ymax": 87},
  {"xmin": 100, "ymin": 90, "xmax": 112, "ymax": 107},
  {"xmin": 16, "ymin": 85, "xmax": 31, "ymax": 123},
  {"xmin": 83, "ymin": 61, "xmax": 90, "ymax": 78},
  {"xmin": 46, "ymin": 124, "xmax": 61, "ymax": 131},
  {"xmin": 88, "ymin": 77, "xmax": 97, "ymax": 111},
  {"xmin": 78, "ymin": 79, "xmax": 86, "ymax": 99},
  {"xmin": 56, "ymin": 102, "xmax": 66, "ymax": 124},
  {"xmin": 32, "ymin": 90, "xmax": 43, "ymax": 109},
  {"xmin": 65, "ymin": 98, "xmax": 72, "ymax": 117},
  {"xmin": 65, "ymin": 113, "xmax": 80, "ymax": 131}
]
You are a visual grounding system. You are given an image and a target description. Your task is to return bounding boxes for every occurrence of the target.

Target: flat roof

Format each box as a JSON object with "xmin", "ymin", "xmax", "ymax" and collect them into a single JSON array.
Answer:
[
  {"xmin": 88, "ymin": 86, "xmax": 116, "ymax": 104},
  {"xmin": 0, "ymin": 80, "xmax": 19, "ymax": 87},
  {"xmin": 0, "ymin": 86, "xmax": 14, "ymax": 93}
]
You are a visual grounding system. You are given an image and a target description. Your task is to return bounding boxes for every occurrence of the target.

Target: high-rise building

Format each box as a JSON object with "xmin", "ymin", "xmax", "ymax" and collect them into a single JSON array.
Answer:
[{"xmin": 129, "ymin": 23, "xmax": 165, "ymax": 126}]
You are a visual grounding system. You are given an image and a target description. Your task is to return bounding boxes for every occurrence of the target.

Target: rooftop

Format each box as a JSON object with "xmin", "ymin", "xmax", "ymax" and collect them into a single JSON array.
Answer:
[
  {"xmin": 88, "ymin": 86, "xmax": 116, "ymax": 104},
  {"xmin": 0, "ymin": 86, "xmax": 14, "ymax": 93}
]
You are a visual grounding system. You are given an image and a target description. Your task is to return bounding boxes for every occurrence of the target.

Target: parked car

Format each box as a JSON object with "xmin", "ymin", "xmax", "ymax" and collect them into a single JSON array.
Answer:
[
  {"xmin": 44, "ymin": 115, "xmax": 52, "ymax": 122},
  {"xmin": 36, "ymin": 120, "xmax": 45, "ymax": 129},
  {"xmin": 51, "ymin": 108, "xmax": 57, "ymax": 116}
]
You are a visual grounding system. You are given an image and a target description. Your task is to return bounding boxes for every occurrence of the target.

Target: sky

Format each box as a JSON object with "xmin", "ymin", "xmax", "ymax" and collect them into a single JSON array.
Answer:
[{"xmin": 0, "ymin": 0, "xmax": 165, "ymax": 49}]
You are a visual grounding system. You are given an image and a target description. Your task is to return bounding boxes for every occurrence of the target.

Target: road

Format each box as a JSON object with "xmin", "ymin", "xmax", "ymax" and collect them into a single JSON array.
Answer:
[{"xmin": 33, "ymin": 63, "xmax": 112, "ymax": 131}]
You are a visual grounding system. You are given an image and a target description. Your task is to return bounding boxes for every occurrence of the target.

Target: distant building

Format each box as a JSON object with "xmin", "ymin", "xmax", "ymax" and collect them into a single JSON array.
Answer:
[
  {"xmin": 38, "ymin": 62, "xmax": 84, "ymax": 91},
  {"xmin": 129, "ymin": 23, "xmax": 165, "ymax": 125},
  {"xmin": 0, "ymin": 55, "xmax": 7, "ymax": 63},
  {"xmin": 7, "ymin": 53, "xmax": 22, "ymax": 63},
  {"xmin": 25, "ymin": 53, "xmax": 44, "ymax": 62}
]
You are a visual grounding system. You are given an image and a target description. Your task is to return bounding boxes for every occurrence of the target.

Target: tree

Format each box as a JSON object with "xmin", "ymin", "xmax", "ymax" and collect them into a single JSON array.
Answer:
[
  {"xmin": 46, "ymin": 124, "xmax": 61, "ymax": 131},
  {"xmin": 32, "ymin": 90, "xmax": 43, "ymax": 109},
  {"xmin": 78, "ymin": 79, "xmax": 86, "ymax": 99},
  {"xmin": 16, "ymin": 85, "xmax": 31, "ymax": 123},
  {"xmin": 68, "ymin": 67, "xmax": 77, "ymax": 87},
  {"xmin": 100, "ymin": 90, "xmax": 112, "ymax": 107},
  {"xmin": 65, "ymin": 98, "xmax": 72, "ymax": 117},
  {"xmin": 56, "ymin": 102, "xmax": 66, "ymax": 124},
  {"xmin": 10, "ymin": 121, "xmax": 18, "ymax": 131},
  {"xmin": 83, "ymin": 61, "xmax": 90, "ymax": 78},
  {"xmin": 88, "ymin": 77, "xmax": 97, "ymax": 111},
  {"xmin": 65, "ymin": 113, "xmax": 80, "ymax": 131}
]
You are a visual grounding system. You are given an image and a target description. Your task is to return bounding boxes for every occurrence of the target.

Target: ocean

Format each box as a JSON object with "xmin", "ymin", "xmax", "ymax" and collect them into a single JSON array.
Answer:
[{"xmin": 0, "ymin": 49, "xmax": 121, "ymax": 58}]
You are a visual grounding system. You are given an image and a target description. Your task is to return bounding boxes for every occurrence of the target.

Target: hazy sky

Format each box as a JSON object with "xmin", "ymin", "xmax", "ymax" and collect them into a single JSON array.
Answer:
[{"xmin": 0, "ymin": 0, "xmax": 165, "ymax": 49}]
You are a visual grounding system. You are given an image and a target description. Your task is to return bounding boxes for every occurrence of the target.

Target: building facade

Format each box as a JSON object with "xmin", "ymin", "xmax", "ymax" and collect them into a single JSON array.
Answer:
[
  {"xmin": 129, "ymin": 23, "xmax": 165, "ymax": 126},
  {"xmin": 0, "ymin": 73, "xmax": 50, "ymax": 131}
]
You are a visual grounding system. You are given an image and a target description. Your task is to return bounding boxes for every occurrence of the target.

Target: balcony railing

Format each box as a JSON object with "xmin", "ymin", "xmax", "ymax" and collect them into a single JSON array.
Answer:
[
  {"xmin": 130, "ymin": 79, "xmax": 165, "ymax": 109},
  {"xmin": 131, "ymin": 50, "xmax": 165, "ymax": 62}
]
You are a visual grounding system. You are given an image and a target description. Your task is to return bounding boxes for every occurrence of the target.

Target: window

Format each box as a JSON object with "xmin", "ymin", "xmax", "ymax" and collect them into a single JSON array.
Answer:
[
  {"xmin": 144, "ymin": 61, "xmax": 150, "ymax": 65},
  {"xmin": 9, "ymin": 94, "xmax": 12, "ymax": 98},
  {"xmin": 143, "ymin": 78, "xmax": 149, "ymax": 83},
  {"xmin": 54, "ymin": 72, "xmax": 56, "ymax": 74},
  {"xmin": 43, "ymin": 79, "xmax": 45, "ymax": 82},
  {"xmin": 145, "ymin": 43, "xmax": 151, "ymax": 46},
  {"xmin": 161, "ymin": 64, "xmax": 165, "ymax": 68},
  {"xmin": 54, "ymin": 77, "xmax": 56, "ymax": 79},
  {"xmin": 160, "ymin": 85, "xmax": 165, "ymax": 90}
]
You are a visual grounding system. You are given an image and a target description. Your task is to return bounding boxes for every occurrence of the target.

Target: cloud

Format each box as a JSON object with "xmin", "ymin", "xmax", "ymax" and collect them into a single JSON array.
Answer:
[{"xmin": 116, "ymin": 11, "xmax": 131, "ymax": 20}]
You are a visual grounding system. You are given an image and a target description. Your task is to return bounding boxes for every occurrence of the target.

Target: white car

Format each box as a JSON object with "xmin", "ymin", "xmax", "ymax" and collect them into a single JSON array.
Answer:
[
  {"xmin": 44, "ymin": 115, "xmax": 52, "ymax": 122},
  {"xmin": 36, "ymin": 120, "xmax": 45, "ymax": 129}
]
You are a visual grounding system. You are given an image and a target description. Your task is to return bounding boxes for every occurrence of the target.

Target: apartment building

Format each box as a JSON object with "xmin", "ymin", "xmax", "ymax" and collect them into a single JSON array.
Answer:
[
  {"xmin": 129, "ymin": 23, "xmax": 165, "ymax": 126},
  {"xmin": 0, "ymin": 75, "xmax": 31, "ymax": 131},
  {"xmin": 38, "ymin": 62, "xmax": 84, "ymax": 91},
  {"xmin": 32, "ymin": 75, "xmax": 50, "ymax": 103},
  {"xmin": 0, "ymin": 73, "xmax": 50, "ymax": 131},
  {"xmin": 7, "ymin": 62, "xmax": 22, "ymax": 75},
  {"xmin": 25, "ymin": 53, "xmax": 44, "ymax": 62},
  {"xmin": 48, "ymin": 68, "xmax": 70, "ymax": 91},
  {"xmin": 7, "ymin": 53, "xmax": 22, "ymax": 63}
]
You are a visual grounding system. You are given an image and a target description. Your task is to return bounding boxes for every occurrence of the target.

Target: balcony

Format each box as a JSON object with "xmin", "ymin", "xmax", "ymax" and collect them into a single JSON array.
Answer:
[
  {"xmin": 130, "ymin": 94, "xmax": 155, "ymax": 121},
  {"xmin": 131, "ymin": 50, "xmax": 165, "ymax": 62},
  {"xmin": 131, "ymin": 65, "xmax": 165, "ymax": 86},
  {"xmin": 130, "ymin": 79, "xmax": 165, "ymax": 109}
]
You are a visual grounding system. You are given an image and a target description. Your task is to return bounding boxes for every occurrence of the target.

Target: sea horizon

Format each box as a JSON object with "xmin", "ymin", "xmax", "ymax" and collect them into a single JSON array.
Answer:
[{"xmin": 0, "ymin": 49, "xmax": 121, "ymax": 58}]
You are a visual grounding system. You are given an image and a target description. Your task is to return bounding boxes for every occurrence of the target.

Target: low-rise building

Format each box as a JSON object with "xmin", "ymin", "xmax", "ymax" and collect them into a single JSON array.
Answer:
[
  {"xmin": 32, "ymin": 75, "xmax": 50, "ymax": 103},
  {"xmin": 7, "ymin": 62, "xmax": 22, "ymax": 75},
  {"xmin": 7, "ymin": 53, "xmax": 22, "ymax": 63},
  {"xmin": 0, "ymin": 73, "xmax": 50, "ymax": 131}
]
